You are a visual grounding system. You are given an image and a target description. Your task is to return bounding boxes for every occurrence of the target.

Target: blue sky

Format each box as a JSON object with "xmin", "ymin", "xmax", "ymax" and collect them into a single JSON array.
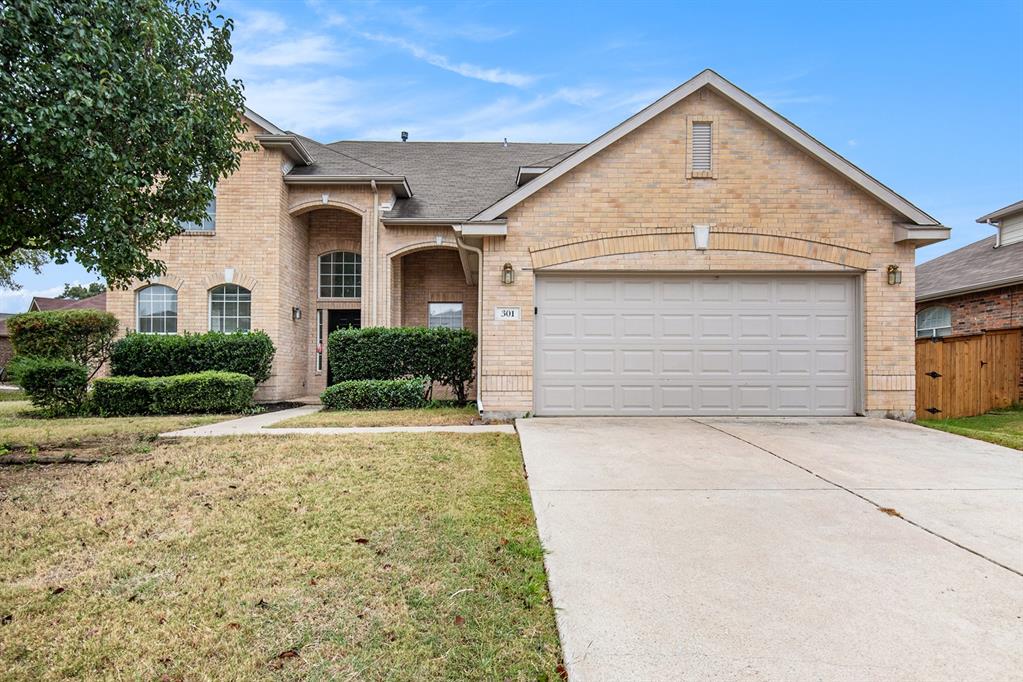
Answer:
[{"xmin": 3, "ymin": 0, "xmax": 1021, "ymax": 312}]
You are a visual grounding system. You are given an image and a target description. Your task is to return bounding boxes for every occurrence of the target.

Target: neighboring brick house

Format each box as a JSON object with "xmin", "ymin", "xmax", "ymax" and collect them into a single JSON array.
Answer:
[
  {"xmin": 106, "ymin": 70, "xmax": 948, "ymax": 418},
  {"xmin": 29, "ymin": 292, "xmax": 107, "ymax": 313},
  {"xmin": 916, "ymin": 199, "xmax": 1023, "ymax": 398}
]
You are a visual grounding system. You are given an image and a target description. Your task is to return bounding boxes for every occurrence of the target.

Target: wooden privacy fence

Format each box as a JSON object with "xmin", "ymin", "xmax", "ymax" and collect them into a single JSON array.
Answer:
[{"xmin": 916, "ymin": 328, "xmax": 1022, "ymax": 419}]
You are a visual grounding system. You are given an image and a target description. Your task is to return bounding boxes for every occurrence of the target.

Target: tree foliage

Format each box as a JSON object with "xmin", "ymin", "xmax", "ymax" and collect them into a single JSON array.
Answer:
[
  {"xmin": 59, "ymin": 281, "xmax": 106, "ymax": 300},
  {"xmin": 0, "ymin": 249, "xmax": 46, "ymax": 290},
  {"xmin": 0, "ymin": 0, "xmax": 252, "ymax": 287}
]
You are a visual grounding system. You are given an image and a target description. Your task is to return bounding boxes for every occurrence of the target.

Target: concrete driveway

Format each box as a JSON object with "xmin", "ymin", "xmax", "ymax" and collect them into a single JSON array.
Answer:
[{"xmin": 516, "ymin": 417, "xmax": 1023, "ymax": 681}]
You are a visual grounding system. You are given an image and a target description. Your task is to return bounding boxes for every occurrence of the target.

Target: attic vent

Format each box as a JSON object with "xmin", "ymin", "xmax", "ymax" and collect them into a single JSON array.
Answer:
[{"xmin": 691, "ymin": 121, "xmax": 712, "ymax": 172}]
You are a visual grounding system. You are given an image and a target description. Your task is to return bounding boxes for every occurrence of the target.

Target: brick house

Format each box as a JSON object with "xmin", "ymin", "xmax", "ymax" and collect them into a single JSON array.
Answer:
[
  {"xmin": 916, "ymin": 199, "xmax": 1023, "ymax": 398},
  {"xmin": 106, "ymin": 70, "xmax": 947, "ymax": 418}
]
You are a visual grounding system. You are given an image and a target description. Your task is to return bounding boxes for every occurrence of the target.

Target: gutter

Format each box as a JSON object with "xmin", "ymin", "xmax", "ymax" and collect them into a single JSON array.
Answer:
[
  {"xmin": 254, "ymin": 134, "xmax": 313, "ymax": 165},
  {"xmin": 284, "ymin": 175, "xmax": 412, "ymax": 198},
  {"xmin": 455, "ymin": 233, "xmax": 485, "ymax": 414}
]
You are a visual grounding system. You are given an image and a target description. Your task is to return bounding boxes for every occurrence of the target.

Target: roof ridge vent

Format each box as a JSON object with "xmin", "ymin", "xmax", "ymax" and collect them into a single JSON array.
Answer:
[{"xmin": 401, "ymin": 131, "xmax": 408, "ymax": 142}]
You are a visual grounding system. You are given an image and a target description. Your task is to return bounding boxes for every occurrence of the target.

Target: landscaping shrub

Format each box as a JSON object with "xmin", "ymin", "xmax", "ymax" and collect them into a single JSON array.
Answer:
[
  {"xmin": 320, "ymin": 377, "xmax": 428, "ymax": 411},
  {"xmin": 327, "ymin": 327, "xmax": 476, "ymax": 402},
  {"xmin": 109, "ymin": 331, "xmax": 274, "ymax": 384},
  {"xmin": 9, "ymin": 356, "xmax": 89, "ymax": 415},
  {"xmin": 92, "ymin": 371, "xmax": 255, "ymax": 416},
  {"xmin": 7, "ymin": 309, "xmax": 118, "ymax": 378}
]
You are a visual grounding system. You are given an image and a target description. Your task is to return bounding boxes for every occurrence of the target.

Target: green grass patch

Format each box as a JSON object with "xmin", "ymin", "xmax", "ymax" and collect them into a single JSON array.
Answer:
[
  {"xmin": 272, "ymin": 404, "xmax": 484, "ymax": 428},
  {"xmin": 0, "ymin": 433, "xmax": 562, "ymax": 679},
  {"xmin": 0, "ymin": 389, "xmax": 27, "ymax": 401},
  {"xmin": 918, "ymin": 404, "xmax": 1023, "ymax": 450}
]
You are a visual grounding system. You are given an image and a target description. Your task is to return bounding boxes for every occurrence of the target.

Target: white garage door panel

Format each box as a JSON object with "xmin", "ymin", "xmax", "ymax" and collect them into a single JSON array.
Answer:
[{"xmin": 534, "ymin": 275, "xmax": 858, "ymax": 416}]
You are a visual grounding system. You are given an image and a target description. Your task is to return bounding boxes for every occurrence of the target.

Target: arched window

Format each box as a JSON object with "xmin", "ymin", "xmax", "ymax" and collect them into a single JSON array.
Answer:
[
  {"xmin": 209, "ymin": 284, "xmax": 251, "ymax": 332},
  {"xmin": 319, "ymin": 251, "xmax": 361, "ymax": 298},
  {"xmin": 137, "ymin": 285, "xmax": 178, "ymax": 334},
  {"xmin": 916, "ymin": 306, "xmax": 952, "ymax": 338}
]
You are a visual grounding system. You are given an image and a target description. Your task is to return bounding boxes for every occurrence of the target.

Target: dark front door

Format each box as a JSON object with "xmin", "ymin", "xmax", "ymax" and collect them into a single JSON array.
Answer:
[{"xmin": 326, "ymin": 309, "xmax": 361, "ymax": 385}]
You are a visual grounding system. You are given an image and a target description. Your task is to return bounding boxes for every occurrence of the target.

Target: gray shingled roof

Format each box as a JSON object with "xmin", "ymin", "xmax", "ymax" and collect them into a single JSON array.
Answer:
[
  {"xmin": 916, "ymin": 235, "xmax": 1023, "ymax": 300},
  {"xmin": 287, "ymin": 139, "xmax": 583, "ymax": 220}
]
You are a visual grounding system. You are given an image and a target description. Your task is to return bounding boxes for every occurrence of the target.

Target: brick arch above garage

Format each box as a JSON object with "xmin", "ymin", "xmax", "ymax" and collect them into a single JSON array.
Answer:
[{"xmin": 528, "ymin": 227, "xmax": 872, "ymax": 270}]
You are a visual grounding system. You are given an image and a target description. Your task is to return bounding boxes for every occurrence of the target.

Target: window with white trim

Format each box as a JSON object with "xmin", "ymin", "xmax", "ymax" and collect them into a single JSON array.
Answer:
[
  {"xmin": 916, "ymin": 306, "xmax": 952, "ymax": 338},
  {"xmin": 137, "ymin": 285, "xmax": 178, "ymax": 334},
  {"xmin": 318, "ymin": 251, "xmax": 361, "ymax": 298},
  {"xmin": 428, "ymin": 302, "xmax": 463, "ymax": 329},
  {"xmin": 181, "ymin": 187, "xmax": 216, "ymax": 232},
  {"xmin": 209, "ymin": 284, "xmax": 251, "ymax": 332}
]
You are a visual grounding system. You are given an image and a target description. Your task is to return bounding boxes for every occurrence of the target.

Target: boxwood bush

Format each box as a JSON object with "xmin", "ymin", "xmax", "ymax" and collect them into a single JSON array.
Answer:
[
  {"xmin": 8, "ymin": 356, "xmax": 90, "ymax": 415},
  {"xmin": 93, "ymin": 371, "xmax": 255, "ymax": 416},
  {"xmin": 320, "ymin": 377, "xmax": 428, "ymax": 411},
  {"xmin": 327, "ymin": 327, "xmax": 476, "ymax": 402},
  {"xmin": 110, "ymin": 331, "xmax": 274, "ymax": 384}
]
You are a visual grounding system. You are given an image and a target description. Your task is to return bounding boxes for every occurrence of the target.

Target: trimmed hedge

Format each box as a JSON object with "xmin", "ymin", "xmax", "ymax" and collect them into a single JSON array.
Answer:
[
  {"xmin": 327, "ymin": 327, "xmax": 476, "ymax": 402},
  {"xmin": 9, "ymin": 357, "xmax": 90, "ymax": 415},
  {"xmin": 321, "ymin": 378, "xmax": 428, "ymax": 411},
  {"xmin": 92, "ymin": 371, "xmax": 255, "ymax": 416},
  {"xmin": 110, "ymin": 331, "xmax": 275, "ymax": 384},
  {"xmin": 7, "ymin": 309, "xmax": 118, "ymax": 376}
]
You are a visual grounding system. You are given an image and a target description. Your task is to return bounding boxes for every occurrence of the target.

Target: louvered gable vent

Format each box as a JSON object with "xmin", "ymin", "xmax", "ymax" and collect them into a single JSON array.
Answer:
[{"xmin": 691, "ymin": 121, "xmax": 712, "ymax": 172}]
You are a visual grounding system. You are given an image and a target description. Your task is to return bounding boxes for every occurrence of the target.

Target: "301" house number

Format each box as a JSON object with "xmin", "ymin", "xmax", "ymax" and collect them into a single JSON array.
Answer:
[{"xmin": 494, "ymin": 307, "xmax": 521, "ymax": 321}]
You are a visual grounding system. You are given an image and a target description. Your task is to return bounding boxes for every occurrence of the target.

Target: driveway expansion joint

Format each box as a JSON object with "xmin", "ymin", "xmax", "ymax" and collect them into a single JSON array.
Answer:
[{"xmin": 691, "ymin": 418, "xmax": 1023, "ymax": 578}]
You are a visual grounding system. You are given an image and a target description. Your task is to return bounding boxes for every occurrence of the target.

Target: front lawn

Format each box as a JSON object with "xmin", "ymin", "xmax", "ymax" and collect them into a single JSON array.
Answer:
[
  {"xmin": 0, "ymin": 432, "xmax": 562, "ymax": 679},
  {"xmin": 0, "ymin": 400, "xmax": 236, "ymax": 456},
  {"xmin": 918, "ymin": 404, "xmax": 1023, "ymax": 450},
  {"xmin": 272, "ymin": 403, "xmax": 484, "ymax": 428}
]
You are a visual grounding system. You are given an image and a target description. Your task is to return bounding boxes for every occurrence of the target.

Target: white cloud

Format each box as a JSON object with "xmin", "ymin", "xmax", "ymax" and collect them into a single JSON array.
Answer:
[
  {"xmin": 242, "ymin": 76, "xmax": 367, "ymax": 134},
  {"xmin": 359, "ymin": 33, "xmax": 535, "ymax": 87},
  {"xmin": 236, "ymin": 35, "xmax": 352, "ymax": 69},
  {"xmin": 0, "ymin": 285, "xmax": 63, "ymax": 313}
]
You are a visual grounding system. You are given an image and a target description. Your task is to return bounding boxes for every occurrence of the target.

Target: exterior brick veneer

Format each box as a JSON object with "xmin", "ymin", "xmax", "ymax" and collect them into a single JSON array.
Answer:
[{"xmin": 107, "ymin": 85, "xmax": 925, "ymax": 416}]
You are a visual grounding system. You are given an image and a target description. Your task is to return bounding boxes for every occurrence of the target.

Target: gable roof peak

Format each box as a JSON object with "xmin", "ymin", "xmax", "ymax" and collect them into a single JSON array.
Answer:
[{"xmin": 470, "ymin": 69, "xmax": 941, "ymax": 227}]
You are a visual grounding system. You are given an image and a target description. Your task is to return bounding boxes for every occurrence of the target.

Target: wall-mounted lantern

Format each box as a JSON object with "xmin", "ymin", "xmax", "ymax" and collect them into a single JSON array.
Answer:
[
  {"xmin": 292, "ymin": 306, "xmax": 302, "ymax": 321},
  {"xmin": 887, "ymin": 264, "xmax": 902, "ymax": 285},
  {"xmin": 501, "ymin": 262, "xmax": 515, "ymax": 285}
]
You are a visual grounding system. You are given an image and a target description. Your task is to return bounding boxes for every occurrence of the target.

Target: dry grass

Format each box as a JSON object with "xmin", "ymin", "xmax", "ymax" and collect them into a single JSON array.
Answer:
[
  {"xmin": 271, "ymin": 404, "xmax": 485, "ymax": 428},
  {"xmin": 0, "ymin": 400, "xmax": 235, "ymax": 456},
  {"xmin": 0, "ymin": 432, "xmax": 562, "ymax": 680}
]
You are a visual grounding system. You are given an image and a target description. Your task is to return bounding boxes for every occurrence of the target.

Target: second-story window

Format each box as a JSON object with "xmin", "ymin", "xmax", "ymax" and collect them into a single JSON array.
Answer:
[
  {"xmin": 181, "ymin": 187, "xmax": 216, "ymax": 232},
  {"xmin": 319, "ymin": 251, "xmax": 361, "ymax": 298}
]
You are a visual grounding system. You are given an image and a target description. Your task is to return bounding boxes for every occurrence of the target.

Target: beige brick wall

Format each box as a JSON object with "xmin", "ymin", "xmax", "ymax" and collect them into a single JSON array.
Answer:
[
  {"xmin": 398, "ymin": 249, "xmax": 478, "ymax": 333},
  {"xmin": 478, "ymin": 87, "xmax": 917, "ymax": 417}
]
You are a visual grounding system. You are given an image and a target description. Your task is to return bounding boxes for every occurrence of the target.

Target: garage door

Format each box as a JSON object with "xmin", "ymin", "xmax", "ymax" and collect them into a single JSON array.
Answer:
[{"xmin": 534, "ymin": 275, "xmax": 858, "ymax": 416}]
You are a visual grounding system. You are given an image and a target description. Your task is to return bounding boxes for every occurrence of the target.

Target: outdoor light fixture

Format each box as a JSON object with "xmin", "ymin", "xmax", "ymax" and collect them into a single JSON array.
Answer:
[
  {"xmin": 292, "ymin": 306, "xmax": 302, "ymax": 321},
  {"xmin": 887, "ymin": 264, "xmax": 902, "ymax": 285},
  {"xmin": 501, "ymin": 262, "xmax": 515, "ymax": 285}
]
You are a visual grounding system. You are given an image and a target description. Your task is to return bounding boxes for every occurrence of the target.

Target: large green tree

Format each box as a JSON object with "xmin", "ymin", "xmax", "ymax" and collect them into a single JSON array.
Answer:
[{"xmin": 0, "ymin": 0, "xmax": 251, "ymax": 288}]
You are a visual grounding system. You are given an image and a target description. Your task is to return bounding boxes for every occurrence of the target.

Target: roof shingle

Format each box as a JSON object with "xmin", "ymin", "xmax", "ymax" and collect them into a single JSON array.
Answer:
[{"xmin": 916, "ymin": 236, "xmax": 1023, "ymax": 300}]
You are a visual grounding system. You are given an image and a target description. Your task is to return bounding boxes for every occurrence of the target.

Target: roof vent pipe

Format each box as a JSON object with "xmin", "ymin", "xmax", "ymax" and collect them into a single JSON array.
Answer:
[
  {"xmin": 401, "ymin": 131, "xmax": 408, "ymax": 142},
  {"xmin": 503, "ymin": 137, "xmax": 508, "ymax": 148}
]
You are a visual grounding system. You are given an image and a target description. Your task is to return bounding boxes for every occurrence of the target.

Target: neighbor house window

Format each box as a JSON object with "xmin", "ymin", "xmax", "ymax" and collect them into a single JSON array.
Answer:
[
  {"xmin": 319, "ymin": 251, "xmax": 361, "ymax": 298},
  {"xmin": 209, "ymin": 284, "xmax": 251, "ymax": 332},
  {"xmin": 916, "ymin": 306, "xmax": 952, "ymax": 338},
  {"xmin": 181, "ymin": 187, "xmax": 216, "ymax": 232},
  {"xmin": 137, "ymin": 284, "xmax": 178, "ymax": 334},
  {"xmin": 428, "ymin": 302, "xmax": 463, "ymax": 329}
]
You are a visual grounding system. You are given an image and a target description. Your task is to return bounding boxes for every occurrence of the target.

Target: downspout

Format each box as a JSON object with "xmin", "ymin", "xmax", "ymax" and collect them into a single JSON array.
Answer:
[
  {"xmin": 455, "ymin": 232, "xmax": 484, "ymax": 413},
  {"xmin": 370, "ymin": 180, "xmax": 379, "ymax": 324}
]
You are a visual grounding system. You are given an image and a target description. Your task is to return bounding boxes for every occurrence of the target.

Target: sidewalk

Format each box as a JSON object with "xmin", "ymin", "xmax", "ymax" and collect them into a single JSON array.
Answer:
[{"xmin": 160, "ymin": 405, "xmax": 516, "ymax": 437}]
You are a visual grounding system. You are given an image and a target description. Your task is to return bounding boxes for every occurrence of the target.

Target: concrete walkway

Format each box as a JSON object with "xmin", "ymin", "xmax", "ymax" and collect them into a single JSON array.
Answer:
[
  {"xmin": 518, "ymin": 417, "xmax": 1023, "ymax": 681},
  {"xmin": 160, "ymin": 405, "xmax": 515, "ymax": 437}
]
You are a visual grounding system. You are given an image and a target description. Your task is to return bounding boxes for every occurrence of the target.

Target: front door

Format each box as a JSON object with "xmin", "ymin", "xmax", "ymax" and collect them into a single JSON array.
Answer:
[{"xmin": 326, "ymin": 309, "xmax": 361, "ymax": 385}]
